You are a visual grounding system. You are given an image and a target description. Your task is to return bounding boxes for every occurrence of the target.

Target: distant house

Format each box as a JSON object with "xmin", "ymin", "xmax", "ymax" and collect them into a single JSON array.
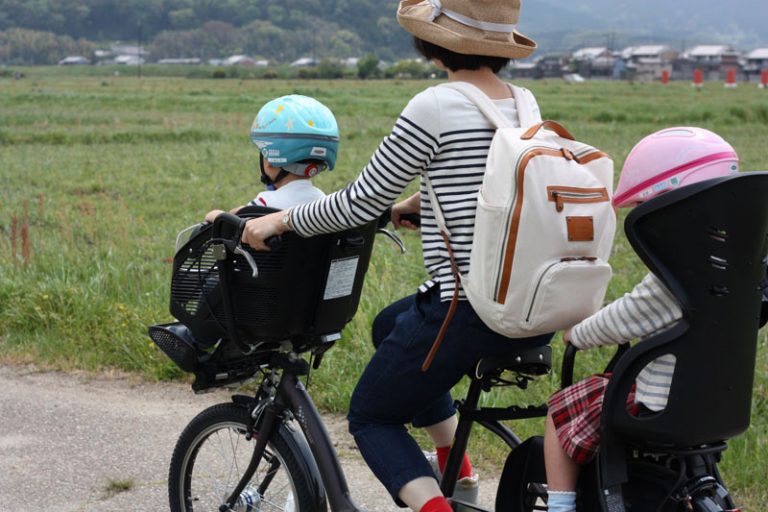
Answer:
[
  {"xmin": 571, "ymin": 47, "xmax": 615, "ymax": 79},
  {"xmin": 96, "ymin": 44, "xmax": 147, "ymax": 65},
  {"xmin": 158, "ymin": 58, "xmax": 202, "ymax": 65},
  {"xmin": 744, "ymin": 48, "xmax": 768, "ymax": 81},
  {"xmin": 58, "ymin": 56, "xmax": 90, "ymax": 66},
  {"xmin": 223, "ymin": 55, "xmax": 267, "ymax": 67},
  {"xmin": 290, "ymin": 57, "xmax": 318, "ymax": 68},
  {"xmin": 679, "ymin": 45, "xmax": 740, "ymax": 80},
  {"xmin": 508, "ymin": 61, "xmax": 537, "ymax": 79},
  {"xmin": 621, "ymin": 45, "xmax": 678, "ymax": 81},
  {"xmin": 114, "ymin": 55, "xmax": 144, "ymax": 65},
  {"xmin": 533, "ymin": 54, "xmax": 568, "ymax": 79},
  {"xmin": 342, "ymin": 57, "xmax": 359, "ymax": 68}
]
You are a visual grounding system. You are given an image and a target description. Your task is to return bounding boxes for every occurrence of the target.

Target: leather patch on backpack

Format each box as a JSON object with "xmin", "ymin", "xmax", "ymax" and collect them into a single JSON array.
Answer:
[{"xmin": 567, "ymin": 216, "xmax": 594, "ymax": 242}]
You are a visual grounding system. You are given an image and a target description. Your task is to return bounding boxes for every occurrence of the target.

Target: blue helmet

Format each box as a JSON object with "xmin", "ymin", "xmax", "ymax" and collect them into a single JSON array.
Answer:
[{"xmin": 250, "ymin": 95, "xmax": 340, "ymax": 175}]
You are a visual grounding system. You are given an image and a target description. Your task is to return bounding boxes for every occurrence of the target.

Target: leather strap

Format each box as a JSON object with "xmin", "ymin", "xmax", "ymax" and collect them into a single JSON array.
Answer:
[
  {"xmin": 521, "ymin": 120, "xmax": 576, "ymax": 141},
  {"xmin": 421, "ymin": 232, "xmax": 461, "ymax": 372}
]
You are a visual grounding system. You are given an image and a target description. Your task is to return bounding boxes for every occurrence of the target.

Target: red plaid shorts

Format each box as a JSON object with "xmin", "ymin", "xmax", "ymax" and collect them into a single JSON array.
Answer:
[{"xmin": 548, "ymin": 373, "xmax": 637, "ymax": 465}]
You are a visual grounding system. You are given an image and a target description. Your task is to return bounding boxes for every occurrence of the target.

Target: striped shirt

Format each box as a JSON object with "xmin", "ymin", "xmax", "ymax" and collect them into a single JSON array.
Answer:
[
  {"xmin": 571, "ymin": 272, "xmax": 683, "ymax": 411},
  {"xmin": 292, "ymin": 84, "xmax": 522, "ymax": 301}
]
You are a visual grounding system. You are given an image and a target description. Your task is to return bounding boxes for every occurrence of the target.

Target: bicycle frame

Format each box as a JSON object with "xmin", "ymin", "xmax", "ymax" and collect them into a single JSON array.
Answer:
[{"xmin": 223, "ymin": 356, "xmax": 365, "ymax": 512}]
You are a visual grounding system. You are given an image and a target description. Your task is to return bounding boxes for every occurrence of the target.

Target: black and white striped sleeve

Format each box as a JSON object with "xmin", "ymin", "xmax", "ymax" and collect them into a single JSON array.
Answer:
[{"xmin": 291, "ymin": 91, "xmax": 440, "ymax": 237}]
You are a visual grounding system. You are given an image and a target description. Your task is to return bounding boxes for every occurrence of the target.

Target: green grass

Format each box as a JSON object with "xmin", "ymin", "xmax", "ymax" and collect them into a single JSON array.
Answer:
[{"xmin": 1, "ymin": 71, "xmax": 767, "ymax": 507}]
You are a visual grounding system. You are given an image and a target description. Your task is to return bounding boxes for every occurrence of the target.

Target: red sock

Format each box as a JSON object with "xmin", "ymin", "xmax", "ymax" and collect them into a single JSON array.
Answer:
[
  {"xmin": 436, "ymin": 446, "xmax": 473, "ymax": 479},
  {"xmin": 420, "ymin": 496, "xmax": 453, "ymax": 512}
]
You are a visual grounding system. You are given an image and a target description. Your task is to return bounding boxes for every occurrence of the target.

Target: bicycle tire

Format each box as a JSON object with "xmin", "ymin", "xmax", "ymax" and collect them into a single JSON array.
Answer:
[{"xmin": 169, "ymin": 402, "xmax": 325, "ymax": 512}]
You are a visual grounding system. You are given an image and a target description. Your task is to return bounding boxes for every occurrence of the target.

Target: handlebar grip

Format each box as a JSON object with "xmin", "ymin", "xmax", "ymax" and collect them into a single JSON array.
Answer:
[
  {"xmin": 561, "ymin": 343, "xmax": 578, "ymax": 389},
  {"xmin": 212, "ymin": 212, "xmax": 246, "ymax": 242},
  {"xmin": 265, "ymin": 235, "xmax": 283, "ymax": 251},
  {"xmin": 378, "ymin": 208, "xmax": 393, "ymax": 229},
  {"xmin": 399, "ymin": 213, "xmax": 421, "ymax": 227},
  {"xmin": 378, "ymin": 208, "xmax": 422, "ymax": 229}
]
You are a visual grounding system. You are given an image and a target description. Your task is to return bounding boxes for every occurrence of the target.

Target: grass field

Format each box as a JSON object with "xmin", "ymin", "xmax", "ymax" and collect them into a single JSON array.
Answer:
[{"xmin": 1, "ymin": 69, "xmax": 767, "ymax": 507}]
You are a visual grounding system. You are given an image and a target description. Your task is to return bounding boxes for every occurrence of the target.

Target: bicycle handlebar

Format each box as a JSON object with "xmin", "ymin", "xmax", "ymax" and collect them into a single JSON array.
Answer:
[{"xmin": 212, "ymin": 213, "xmax": 282, "ymax": 278}]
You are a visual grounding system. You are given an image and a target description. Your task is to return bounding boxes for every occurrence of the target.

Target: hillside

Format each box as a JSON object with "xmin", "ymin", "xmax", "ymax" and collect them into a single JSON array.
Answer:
[{"xmin": 0, "ymin": 0, "xmax": 765, "ymax": 64}]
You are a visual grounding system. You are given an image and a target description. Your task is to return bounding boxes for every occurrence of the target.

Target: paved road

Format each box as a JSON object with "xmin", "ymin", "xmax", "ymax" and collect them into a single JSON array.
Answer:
[{"xmin": 0, "ymin": 365, "xmax": 496, "ymax": 511}]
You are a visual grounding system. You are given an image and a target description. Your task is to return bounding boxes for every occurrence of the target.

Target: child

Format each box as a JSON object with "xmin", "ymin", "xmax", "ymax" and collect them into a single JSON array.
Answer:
[
  {"xmin": 172, "ymin": 94, "xmax": 338, "ymax": 350},
  {"xmin": 544, "ymin": 127, "xmax": 743, "ymax": 512},
  {"xmin": 205, "ymin": 94, "xmax": 337, "ymax": 222}
]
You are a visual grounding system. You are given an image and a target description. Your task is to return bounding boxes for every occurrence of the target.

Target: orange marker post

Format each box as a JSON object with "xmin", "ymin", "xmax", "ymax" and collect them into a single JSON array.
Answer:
[
  {"xmin": 661, "ymin": 69, "xmax": 670, "ymax": 85},
  {"xmin": 725, "ymin": 68, "xmax": 738, "ymax": 88},
  {"xmin": 760, "ymin": 69, "xmax": 768, "ymax": 89},
  {"xmin": 693, "ymin": 68, "xmax": 704, "ymax": 88}
]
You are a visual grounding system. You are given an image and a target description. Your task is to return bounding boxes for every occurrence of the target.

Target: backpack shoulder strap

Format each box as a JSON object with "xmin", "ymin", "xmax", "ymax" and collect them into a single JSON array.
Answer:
[
  {"xmin": 509, "ymin": 84, "xmax": 542, "ymax": 128},
  {"xmin": 440, "ymin": 81, "xmax": 515, "ymax": 129}
]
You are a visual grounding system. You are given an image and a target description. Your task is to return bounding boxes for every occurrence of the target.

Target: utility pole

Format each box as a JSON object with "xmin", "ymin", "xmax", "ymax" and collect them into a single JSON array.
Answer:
[{"xmin": 137, "ymin": 19, "xmax": 143, "ymax": 80}]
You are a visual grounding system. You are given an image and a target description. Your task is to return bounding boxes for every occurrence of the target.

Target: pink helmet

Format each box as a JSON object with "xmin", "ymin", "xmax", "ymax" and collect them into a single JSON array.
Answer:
[{"xmin": 613, "ymin": 127, "xmax": 739, "ymax": 208}]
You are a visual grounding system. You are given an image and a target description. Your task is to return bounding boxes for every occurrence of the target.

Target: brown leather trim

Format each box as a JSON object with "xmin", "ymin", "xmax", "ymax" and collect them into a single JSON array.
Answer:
[
  {"xmin": 546, "ymin": 185, "xmax": 610, "ymax": 211},
  {"xmin": 566, "ymin": 216, "xmax": 594, "ymax": 241},
  {"xmin": 576, "ymin": 151, "xmax": 609, "ymax": 164},
  {"xmin": 521, "ymin": 121, "xmax": 576, "ymax": 141},
  {"xmin": 495, "ymin": 150, "xmax": 609, "ymax": 304},
  {"xmin": 496, "ymin": 148, "xmax": 561, "ymax": 303},
  {"xmin": 422, "ymin": 231, "xmax": 461, "ymax": 372}
]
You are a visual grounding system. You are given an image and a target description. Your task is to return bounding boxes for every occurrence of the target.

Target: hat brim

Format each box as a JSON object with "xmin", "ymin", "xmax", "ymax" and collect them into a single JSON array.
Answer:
[{"xmin": 397, "ymin": 0, "xmax": 537, "ymax": 59}]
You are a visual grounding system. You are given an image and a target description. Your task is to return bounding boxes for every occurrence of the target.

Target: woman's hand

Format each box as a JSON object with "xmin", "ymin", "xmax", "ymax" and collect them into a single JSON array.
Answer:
[
  {"xmin": 241, "ymin": 210, "xmax": 289, "ymax": 251},
  {"xmin": 391, "ymin": 192, "xmax": 420, "ymax": 230},
  {"xmin": 205, "ymin": 209, "xmax": 226, "ymax": 224}
]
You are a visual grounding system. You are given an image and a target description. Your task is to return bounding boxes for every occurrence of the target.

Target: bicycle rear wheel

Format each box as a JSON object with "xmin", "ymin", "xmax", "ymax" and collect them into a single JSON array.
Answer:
[{"xmin": 169, "ymin": 402, "xmax": 325, "ymax": 512}]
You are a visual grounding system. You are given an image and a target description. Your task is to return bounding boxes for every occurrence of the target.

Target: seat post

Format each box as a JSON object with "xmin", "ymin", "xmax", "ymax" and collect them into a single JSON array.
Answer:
[{"xmin": 440, "ymin": 376, "xmax": 484, "ymax": 497}]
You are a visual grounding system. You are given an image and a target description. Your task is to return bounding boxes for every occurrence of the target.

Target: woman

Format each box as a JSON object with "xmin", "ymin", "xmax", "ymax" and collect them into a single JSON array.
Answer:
[{"xmin": 240, "ymin": 1, "xmax": 549, "ymax": 511}]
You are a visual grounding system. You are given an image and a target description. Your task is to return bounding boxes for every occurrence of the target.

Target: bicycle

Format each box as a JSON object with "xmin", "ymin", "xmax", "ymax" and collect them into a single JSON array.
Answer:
[{"xmin": 151, "ymin": 172, "xmax": 767, "ymax": 512}]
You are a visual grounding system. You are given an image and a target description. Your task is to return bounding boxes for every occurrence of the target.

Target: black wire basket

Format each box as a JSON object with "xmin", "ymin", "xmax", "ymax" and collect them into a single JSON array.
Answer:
[{"xmin": 151, "ymin": 207, "xmax": 377, "ymax": 381}]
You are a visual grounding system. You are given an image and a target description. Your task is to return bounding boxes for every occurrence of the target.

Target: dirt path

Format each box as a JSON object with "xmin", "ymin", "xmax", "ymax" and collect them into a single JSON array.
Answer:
[{"xmin": 0, "ymin": 365, "xmax": 497, "ymax": 511}]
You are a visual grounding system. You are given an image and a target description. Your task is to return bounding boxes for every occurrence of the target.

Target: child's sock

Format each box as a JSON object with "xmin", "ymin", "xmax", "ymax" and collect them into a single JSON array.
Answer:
[
  {"xmin": 420, "ymin": 496, "xmax": 453, "ymax": 512},
  {"xmin": 547, "ymin": 490, "xmax": 577, "ymax": 512},
  {"xmin": 436, "ymin": 446, "xmax": 473, "ymax": 479}
]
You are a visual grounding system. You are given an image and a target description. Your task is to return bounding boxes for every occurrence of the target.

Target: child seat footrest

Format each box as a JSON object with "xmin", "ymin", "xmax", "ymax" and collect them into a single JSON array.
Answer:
[{"xmin": 148, "ymin": 323, "xmax": 200, "ymax": 373}]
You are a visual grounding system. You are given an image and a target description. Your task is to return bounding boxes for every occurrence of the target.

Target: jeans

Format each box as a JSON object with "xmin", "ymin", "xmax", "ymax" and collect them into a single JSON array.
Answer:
[{"xmin": 348, "ymin": 286, "xmax": 552, "ymax": 500}]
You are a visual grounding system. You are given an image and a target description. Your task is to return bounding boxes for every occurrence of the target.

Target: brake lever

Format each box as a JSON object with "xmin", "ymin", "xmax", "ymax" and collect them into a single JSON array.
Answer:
[
  {"xmin": 377, "ymin": 228, "xmax": 406, "ymax": 254},
  {"xmin": 234, "ymin": 245, "xmax": 259, "ymax": 278}
]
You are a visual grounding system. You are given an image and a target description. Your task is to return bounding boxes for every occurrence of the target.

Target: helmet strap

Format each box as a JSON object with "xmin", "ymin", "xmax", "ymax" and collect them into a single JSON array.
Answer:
[{"xmin": 259, "ymin": 154, "xmax": 291, "ymax": 190}]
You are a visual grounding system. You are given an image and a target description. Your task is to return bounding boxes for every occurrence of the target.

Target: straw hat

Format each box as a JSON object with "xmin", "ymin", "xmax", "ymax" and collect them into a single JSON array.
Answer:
[{"xmin": 397, "ymin": 0, "xmax": 536, "ymax": 59}]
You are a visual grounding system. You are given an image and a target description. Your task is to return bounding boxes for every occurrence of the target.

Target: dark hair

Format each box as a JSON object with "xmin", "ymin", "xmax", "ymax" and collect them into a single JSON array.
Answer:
[{"xmin": 414, "ymin": 37, "xmax": 510, "ymax": 74}]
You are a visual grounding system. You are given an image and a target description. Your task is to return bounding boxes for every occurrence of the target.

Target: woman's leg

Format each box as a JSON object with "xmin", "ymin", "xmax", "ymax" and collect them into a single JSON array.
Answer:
[{"xmin": 350, "ymin": 288, "xmax": 552, "ymax": 510}]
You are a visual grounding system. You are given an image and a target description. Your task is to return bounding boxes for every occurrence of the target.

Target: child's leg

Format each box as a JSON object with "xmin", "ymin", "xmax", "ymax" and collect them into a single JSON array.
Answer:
[
  {"xmin": 544, "ymin": 411, "xmax": 580, "ymax": 491},
  {"xmin": 545, "ymin": 411, "xmax": 579, "ymax": 511}
]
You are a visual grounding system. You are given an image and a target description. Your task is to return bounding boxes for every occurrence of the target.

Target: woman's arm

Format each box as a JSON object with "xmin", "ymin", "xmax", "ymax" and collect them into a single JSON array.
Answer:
[{"xmin": 242, "ymin": 89, "xmax": 441, "ymax": 249}]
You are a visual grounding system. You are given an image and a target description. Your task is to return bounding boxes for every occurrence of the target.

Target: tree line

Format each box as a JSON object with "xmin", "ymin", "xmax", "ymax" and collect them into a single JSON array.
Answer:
[{"xmin": 0, "ymin": 0, "xmax": 414, "ymax": 64}]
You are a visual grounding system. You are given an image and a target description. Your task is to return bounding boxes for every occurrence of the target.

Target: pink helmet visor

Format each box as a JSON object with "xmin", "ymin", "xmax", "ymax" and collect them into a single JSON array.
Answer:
[{"xmin": 613, "ymin": 127, "xmax": 739, "ymax": 208}]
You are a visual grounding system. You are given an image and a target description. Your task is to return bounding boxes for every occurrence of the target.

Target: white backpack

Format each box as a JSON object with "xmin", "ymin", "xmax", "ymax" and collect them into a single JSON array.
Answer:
[{"xmin": 426, "ymin": 82, "xmax": 616, "ymax": 342}]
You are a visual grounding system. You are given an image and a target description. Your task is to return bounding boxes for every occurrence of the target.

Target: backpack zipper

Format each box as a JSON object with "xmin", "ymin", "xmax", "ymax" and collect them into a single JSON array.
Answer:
[
  {"xmin": 524, "ymin": 257, "xmax": 598, "ymax": 321},
  {"xmin": 494, "ymin": 148, "xmax": 608, "ymax": 304},
  {"xmin": 547, "ymin": 186, "xmax": 609, "ymax": 212}
]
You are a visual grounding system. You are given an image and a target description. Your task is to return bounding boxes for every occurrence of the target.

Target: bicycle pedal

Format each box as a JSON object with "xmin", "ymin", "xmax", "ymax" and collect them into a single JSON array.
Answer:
[{"xmin": 449, "ymin": 498, "xmax": 487, "ymax": 512}]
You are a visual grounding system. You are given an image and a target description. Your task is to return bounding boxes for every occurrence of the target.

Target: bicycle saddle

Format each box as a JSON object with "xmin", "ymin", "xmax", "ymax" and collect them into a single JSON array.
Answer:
[{"xmin": 474, "ymin": 344, "xmax": 552, "ymax": 378}]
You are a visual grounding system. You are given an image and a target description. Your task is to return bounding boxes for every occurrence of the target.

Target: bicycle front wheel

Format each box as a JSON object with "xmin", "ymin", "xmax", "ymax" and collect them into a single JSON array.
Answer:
[{"xmin": 169, "ymin": 402, "xmax": 324, "ymax": 512}]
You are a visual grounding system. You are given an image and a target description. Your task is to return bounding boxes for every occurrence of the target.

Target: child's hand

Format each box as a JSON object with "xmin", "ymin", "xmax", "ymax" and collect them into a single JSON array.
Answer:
[
  {"xmin": 562, "ymin": 328, "xmax": 573, "ymax": 346},
  {"xmin": 205, "ymin": 209, "xmax": 226, "ymax": 224},
  {"xmin": 392, "ymin": 193, "xmax": 420, "ymax": 230}
]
